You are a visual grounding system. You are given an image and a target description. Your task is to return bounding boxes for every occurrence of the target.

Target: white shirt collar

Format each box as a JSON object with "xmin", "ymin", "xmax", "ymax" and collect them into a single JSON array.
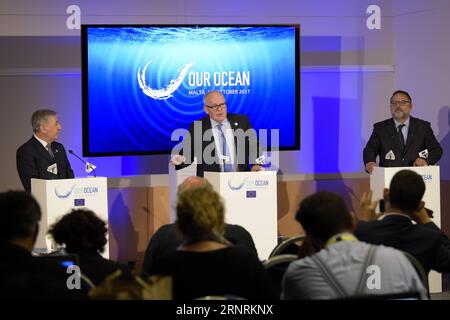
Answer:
[
  {"xmin": 380, "ymin": 212, "xmax": 412, "ymax": 220},
  {"xmin": 210, "ymin": 117, "xmax": 230, "ymax": 129},
  {"xmin": 34, "ymin": 134, "xmax": 50, "ymax": 148},
  {"xmin": 393, "ymin": 117, "xmax": 410, "ymax": 129}
]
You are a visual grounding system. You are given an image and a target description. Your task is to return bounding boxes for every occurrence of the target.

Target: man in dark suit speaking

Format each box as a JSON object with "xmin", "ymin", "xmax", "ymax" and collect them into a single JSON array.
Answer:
[
  {"xmin": 16, "ymin": 109, "xmax": 74, "ymax": 192},
  {"xmin": 172, "ymin": 90, "xmax": 262, "ymax": 177},
  {"xmin": 363, "ymin": 90, "xmax": 442, "ymax": 173}
]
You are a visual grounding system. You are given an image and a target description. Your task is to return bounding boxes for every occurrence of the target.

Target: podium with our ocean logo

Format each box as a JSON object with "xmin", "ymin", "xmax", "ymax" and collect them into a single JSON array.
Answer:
[
  {"xmin": 204, "ymin": 171, "xmax": 278, "ymax": 260},
  {"xmin": 31, "ymin": 177, "xmax": 109, "ymax": 257},
  {"xmin": 370, "ymin": 166, "xmax": 441, "ymax": 293}
]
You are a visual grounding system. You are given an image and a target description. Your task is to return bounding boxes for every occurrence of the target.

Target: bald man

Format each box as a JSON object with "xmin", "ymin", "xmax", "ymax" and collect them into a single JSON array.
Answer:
[{"xmin": 173, "ymin": 90, "xmax": 262, "ymax": 177}]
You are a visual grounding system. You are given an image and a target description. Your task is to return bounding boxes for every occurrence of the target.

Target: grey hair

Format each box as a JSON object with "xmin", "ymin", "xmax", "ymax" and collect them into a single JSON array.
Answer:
[
  {"xmin": 203, "ymin": 90, "xmax": 224, "ymax": 105},
  {"xmin": 31, "ymin": 109, "xmax": 57, "ymax": 133}
]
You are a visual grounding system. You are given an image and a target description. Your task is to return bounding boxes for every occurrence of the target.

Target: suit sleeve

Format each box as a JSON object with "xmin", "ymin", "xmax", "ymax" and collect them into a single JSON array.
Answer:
[
  {"xmin": 243, "ymin": 115, "xmax": 263, "ymax": 166},
  {"xmin": 175, "ymin": 121, "xmax": 196, "ymax": 171},
  {"xmin": 16, "ymin": 147, "xmax": 38, "ymax": 192},
  {"xmin": 363, "ymin": 125, "xmax": 381, "ymax": 167},
  {"xmin": 422, "ymin": 123, "xmax": 443, "ymax": 165}
]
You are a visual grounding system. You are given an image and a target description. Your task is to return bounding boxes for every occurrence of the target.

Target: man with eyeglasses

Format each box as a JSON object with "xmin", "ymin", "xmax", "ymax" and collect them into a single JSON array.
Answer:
[
  {"xmin": 363, "ymin": 90, "xmax": 442, "ymax": 174},
  {"xmin": 172, "ymin": 90, "xmax": 262, "ymax": 177}
]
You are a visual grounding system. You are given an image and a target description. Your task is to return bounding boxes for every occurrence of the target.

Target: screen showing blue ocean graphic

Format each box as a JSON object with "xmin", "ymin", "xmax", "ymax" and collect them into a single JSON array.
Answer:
[{"xmin": 83, "ymin": 25, "xmax": 299, "ymax": 155}]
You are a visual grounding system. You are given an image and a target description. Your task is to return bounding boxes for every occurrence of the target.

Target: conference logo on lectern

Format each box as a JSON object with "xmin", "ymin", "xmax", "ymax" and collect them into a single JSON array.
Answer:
[
  {"xmin": 227, "ymin": 177, "xmax": 270, "ymax": 192},
  {"xmin": 227, "ymin": 177, "xmax": 248, "ymax": 191},
  {"xmin": 422, "ymin": 174, "xmax": 433, "ymax": 183},
  {"xmin": 54, "ymin": 185, "xmax": 99, "ymax": 199},
  {"xmin": 54, "ymin": 184, "xmax": 76, "ymax": 199}
]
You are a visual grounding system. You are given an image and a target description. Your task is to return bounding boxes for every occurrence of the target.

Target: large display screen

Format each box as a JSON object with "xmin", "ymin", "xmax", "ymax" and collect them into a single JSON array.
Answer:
[{"xmin": 82, "ymin": 24, "xmax": 300, "ymax": 156}]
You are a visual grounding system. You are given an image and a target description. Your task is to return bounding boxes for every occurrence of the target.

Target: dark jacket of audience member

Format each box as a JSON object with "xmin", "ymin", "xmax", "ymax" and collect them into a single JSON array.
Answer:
[
  {"xmin": 355, "ymin": 169, "xmax": 450, "ymax": 274},
  {"xmin": 356, "ymin": 217, "xmax": 450, "ymax": 274},
  {"xmin": 142, "ymin": 223, "xmax": 258, "ymax": 275},
  {"xmin": 48, "ymin": 209, "xmax": 131, "ymax": 286},
  {"xmin": 0, "ymin": 191, "xmax": 81, "ymax": 299}
]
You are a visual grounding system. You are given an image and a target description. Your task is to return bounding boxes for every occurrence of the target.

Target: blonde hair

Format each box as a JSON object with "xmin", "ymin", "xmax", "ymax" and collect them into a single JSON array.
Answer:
[{"xmin": 176, "ymin": 187, "xmax": 225, "ymax": 243}]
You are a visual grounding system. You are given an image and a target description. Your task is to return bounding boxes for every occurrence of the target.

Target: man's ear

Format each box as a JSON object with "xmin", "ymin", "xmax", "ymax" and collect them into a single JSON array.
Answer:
[
  {"xmin": 383, "ymin": 188, "xmax": 389, "ymax": 201},
  {"xmin": 416, "ymin": 200, "xmax": 425, "ymax": 211}
]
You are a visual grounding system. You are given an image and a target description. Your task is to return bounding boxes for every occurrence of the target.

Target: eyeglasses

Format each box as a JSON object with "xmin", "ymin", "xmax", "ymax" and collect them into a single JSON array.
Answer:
[
  {"xmin": 390, "ymin": 100, "xmax": 411, "ymax": 107},
  {"xmin": 205, "ymin": 102, "xmax": 226, "ymax": 111}
]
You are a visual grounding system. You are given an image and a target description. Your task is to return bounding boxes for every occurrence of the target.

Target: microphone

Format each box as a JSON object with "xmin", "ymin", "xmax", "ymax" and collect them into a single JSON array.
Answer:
[{"xmin": 68, "ymin": 150, "xmax": 97, "ymax": 177}]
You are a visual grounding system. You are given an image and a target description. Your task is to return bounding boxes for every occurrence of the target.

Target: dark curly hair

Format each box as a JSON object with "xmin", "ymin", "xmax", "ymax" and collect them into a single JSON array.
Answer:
[{"xmin": 48, "ymin": 209, "xmax": 107, "ymax": 254}]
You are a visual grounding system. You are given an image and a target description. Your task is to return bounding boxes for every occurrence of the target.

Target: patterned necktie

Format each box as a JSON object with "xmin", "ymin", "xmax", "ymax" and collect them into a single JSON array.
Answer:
[
  {"xmin": 46, "ymin": 143, "xmax": 54, "ymax": 158},
  {"xmin": 217, "ymin": 124, "xmax": 233, "ymax": 172},
  {"xmin": 398, "ymin": 124, "xmax": 406, "ymax": 150}
]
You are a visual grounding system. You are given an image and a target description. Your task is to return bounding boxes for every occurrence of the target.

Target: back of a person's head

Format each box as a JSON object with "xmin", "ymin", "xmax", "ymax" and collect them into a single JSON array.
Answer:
[
  {"xmin": 48, "ymin": 209, "xmax": 107, "ymax": 254},
  {"xmin": 389, "ymin": 170, "xmax": 425, "ymax": 213},
  {"xmin": 296, "ymin": 191, "xmax": 353, "ymax": 242},
  {"xmin": 0, "ymin": 190, "xmax": 41, "ymax": 242},
  {"xmin": 176, "ymin": 187, "xmax": 225, "ymax": 242},
  {"xmin": 177, "ymin": 176, "xmax": 212, "ymax": 194}
]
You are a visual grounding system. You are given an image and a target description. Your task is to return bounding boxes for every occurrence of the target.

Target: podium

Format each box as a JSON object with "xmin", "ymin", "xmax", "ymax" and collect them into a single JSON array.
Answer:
[
  {"xmin": 31, "ymin": 177, "xmax": 109, "ymax": 258},
  {"xmin": 204, "ymin": 171, "xmax": 278, "ymax": 261},
  {"xmin": 370, "ymin": 166, "xmax": 441, "ymax": 293}
]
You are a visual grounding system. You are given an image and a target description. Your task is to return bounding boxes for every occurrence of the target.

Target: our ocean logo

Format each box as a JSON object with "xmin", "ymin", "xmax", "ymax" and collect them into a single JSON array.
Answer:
[
  {"xmin": 137, "ymin": 60, "xmax": 251, "ymax": 100},
  {"xmin": 137, "ymin": 61, "xmax": 194, "ymax": 100},
  {"xmin": 54, "ymin": 185, "xmax": 99, "ymax": 199},
  {"xmin": 227, "ymin": 177, "xmax": 269, "ymax": 191},
  {"xmin": 55, "ymin": 184, "xmax": 76, "ymax": 199},
  {"xmin": 228, "ymin": 177, "xmax": 248, "ymax": 191}
]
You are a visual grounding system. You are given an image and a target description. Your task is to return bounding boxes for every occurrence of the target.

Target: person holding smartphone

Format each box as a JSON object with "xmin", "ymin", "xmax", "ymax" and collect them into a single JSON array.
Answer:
[{"xmin": 355, "ymin": 170, "xmax": 450, "ymax": 275}]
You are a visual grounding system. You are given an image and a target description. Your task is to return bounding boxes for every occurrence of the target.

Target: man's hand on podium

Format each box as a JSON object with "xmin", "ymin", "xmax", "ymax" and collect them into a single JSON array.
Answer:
[
  {"xmin": 413, "ymin": 157, "xmax": 428, "ymax": 166},
  {"xmin": 170, "ymin": 155, "xmax": 186, "ymax": 166},
  {"xmin": 250, "ymin": 164, "xmax": 263, "ymax": 172},
  {"xmin": 365, "ymin": 162, "xmax": 377, "ymax": 174}
]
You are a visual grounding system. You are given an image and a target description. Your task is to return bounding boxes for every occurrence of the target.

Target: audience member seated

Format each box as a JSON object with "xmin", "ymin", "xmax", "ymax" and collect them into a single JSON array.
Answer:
[
  {"xmin": 142, "ymin": 176, "xmax": 258, "ymax": 275},
  {"xmin": 48, "ymin": 209, "xmax": 131, "ymax": 286},
  {"xmin": 0, "ymin": 191, "xmax": 81, "ymax": 299},
  {"xmin": 282, "ymin": 191, "xmax": 427, "ymax": 300},
  {"xmin": 149, "ymin": 185, "xmax": 276, "ymax": 300},
  {"xmin": 355, "ymin": 169, "xmax": 450, "ymax": 275}
]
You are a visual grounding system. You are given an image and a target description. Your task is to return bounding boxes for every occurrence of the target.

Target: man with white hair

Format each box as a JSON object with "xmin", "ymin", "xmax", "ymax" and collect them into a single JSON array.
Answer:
[
  {"xmin": 16, "ymin": 109, "xmax": 74, "ymax": 192},
  {"xmin": 172, "ymin": 90, "xmax": 262, "ymax": 177}
]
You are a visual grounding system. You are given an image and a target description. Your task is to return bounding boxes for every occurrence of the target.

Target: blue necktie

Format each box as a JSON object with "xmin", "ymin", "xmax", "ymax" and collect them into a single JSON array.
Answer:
[{"xmin": 217, "ymin": 124, "xmax": 233, "ymax": 172}]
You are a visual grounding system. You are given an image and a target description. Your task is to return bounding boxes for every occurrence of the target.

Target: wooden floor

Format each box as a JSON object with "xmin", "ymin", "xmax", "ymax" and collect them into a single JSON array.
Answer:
[{"xmin": 431, "ymin": 291, "xmax": 450, "ymax": 300}]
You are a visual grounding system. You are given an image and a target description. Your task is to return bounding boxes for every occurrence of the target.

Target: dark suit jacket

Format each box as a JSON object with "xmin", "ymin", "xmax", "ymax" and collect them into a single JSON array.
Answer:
[
  {"xmin": 75, "ymin": 253, "xmax": 132, "ymax": 286},
  {"xmin": 363, "ymin": 117, "xmax": 442, "ymax": 169},
  {"xmin": 0, "ymin": 242, "xmax": 82, "ymax": 299},
  {"xmin": 355, "ymin": 215, "xmax": 450, "ymax": 274},
  {"xmin": 175, "ymin": 113, "xmax": 260, "ymax": 177},
  {"xmin": 141, "ymin": 223, "xmax": 258, "ymax": 276},
  {"xmin": 16, "ymin": 136, "xmax": 74, "ymax": 192}
]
